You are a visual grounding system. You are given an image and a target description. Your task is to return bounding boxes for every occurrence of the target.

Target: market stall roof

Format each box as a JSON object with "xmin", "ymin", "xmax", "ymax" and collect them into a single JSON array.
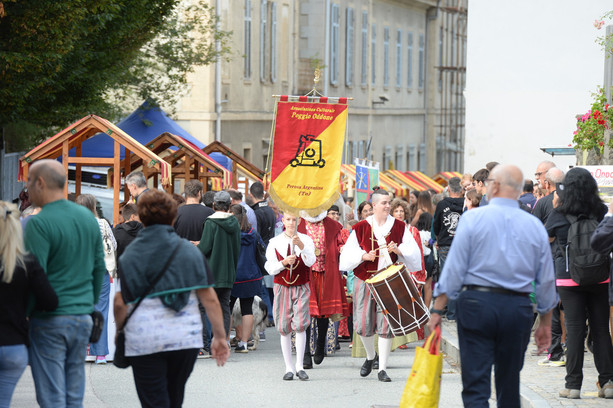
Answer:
[
  {"xmin": 384, "ymin": 170, "xmax": 428, "ymax": 191},
  {"xmin": 433, "ymin": 171, "xmax": 463, "ymax": 187},
  {"xmin": 202, "ymin": 141, "xmax": 265, "ymax": 192},
  {"xmin": 340, "ymin": 165, "xmax": 406, "ymax": 197},
  {"xmin": 112, "ymin": 132, "xmax": 231, "ymax": 192},
  {"xmin": 404, "ymin": 171, "xmax": 444, "ymax": 193},
  {"xmin": 18, "ymin": 114, "xmax": 171, "ymax": 225}
]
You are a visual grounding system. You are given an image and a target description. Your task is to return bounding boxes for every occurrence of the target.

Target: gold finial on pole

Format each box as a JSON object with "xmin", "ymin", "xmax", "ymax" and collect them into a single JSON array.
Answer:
[{"xmin": 313, "ymin": 67, "xmax": 321, "ymax": 89}]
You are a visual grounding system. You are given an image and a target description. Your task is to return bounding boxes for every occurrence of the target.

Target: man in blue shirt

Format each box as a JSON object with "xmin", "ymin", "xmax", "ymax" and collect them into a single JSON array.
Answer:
[{"xmin": 428, "ymin": 164, "xmax": 557, "ymax": 407}]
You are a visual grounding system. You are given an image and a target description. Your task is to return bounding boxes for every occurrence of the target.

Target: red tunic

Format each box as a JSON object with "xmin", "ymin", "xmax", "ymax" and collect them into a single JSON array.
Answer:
[
  {"xmin": 352, "ymin": 218, "xmax": 406, "ymax": 282},
  {"xmin": 298, "ymin": 217, "xmax": 350, "ymax": 319},
  {"xmin": 273, "ymin": 244, "xmax": 310, "ymax": 287},
  {"xmin": 409, "ymin": 225, "xmax": 426, "ymax": 285}
]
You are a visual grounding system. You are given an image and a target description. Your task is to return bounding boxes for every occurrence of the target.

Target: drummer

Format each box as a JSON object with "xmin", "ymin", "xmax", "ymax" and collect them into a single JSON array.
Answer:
[{"xmin": 339, "ymin": 189, "xmax": 422, "ymax": 382}]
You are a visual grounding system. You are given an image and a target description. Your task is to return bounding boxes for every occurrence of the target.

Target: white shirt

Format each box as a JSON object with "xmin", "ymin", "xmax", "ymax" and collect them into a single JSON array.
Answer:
[
  {"xmin": 265, "ymin": 231, "xmax": 316, "ymax": 275},
  {"xmin": 339, "ymin": 215, "xmax": 422, "ymax": 273}
]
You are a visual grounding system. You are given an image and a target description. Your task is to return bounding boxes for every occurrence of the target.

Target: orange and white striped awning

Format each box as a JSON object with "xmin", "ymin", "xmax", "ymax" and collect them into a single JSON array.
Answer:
[
  {"xmin": 404, "ymin": 171, "xmax": 444, "ymax": 193},
  {"xmin": 433, "ymin": 171, "xmax": 463, "ymax": 187}
]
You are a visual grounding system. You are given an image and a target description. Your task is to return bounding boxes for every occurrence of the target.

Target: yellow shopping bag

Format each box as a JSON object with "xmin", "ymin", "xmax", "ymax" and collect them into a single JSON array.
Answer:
[{"xmin": 399, "ymin": 326, "xmax": 443, "ymax": 408}]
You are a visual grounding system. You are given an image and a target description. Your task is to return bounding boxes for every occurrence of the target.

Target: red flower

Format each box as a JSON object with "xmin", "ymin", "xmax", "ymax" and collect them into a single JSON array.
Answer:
[
  {"xmin": 606, "ymin": 103, "xmax": 610, "ymax": 111},
  {"xmin": 599, "ymin": 141, "xmax": 604, "ymax": 146}
]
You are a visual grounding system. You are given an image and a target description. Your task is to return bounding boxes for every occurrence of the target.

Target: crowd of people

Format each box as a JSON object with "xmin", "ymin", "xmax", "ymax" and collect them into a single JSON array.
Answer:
[{"xmin": 1, "ymin": 158, "xmax": 613, "ymax": 407}]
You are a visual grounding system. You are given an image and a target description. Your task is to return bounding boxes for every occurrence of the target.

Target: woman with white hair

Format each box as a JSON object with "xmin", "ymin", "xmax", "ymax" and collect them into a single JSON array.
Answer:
[{"xmin": 0, "ymin": 201, "xmax": 58, "ymax": 407}]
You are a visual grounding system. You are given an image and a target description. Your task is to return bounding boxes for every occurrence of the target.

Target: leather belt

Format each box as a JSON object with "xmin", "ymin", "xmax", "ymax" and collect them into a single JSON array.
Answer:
[{"xmin": 461, "ymin": 285, "xmax": 529, "ymax": 297}]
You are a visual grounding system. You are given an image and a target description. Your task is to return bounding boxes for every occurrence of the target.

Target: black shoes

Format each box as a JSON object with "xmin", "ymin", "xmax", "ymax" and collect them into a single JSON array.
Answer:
[
  {"xmin": 313, "ymin": 347, "xmax": 325, "ymax": 365},
  {"xmin": 360, "ymin": 356, "xmax": 375, "ymax": 377},
  {"xmin": 303, "ymin": 352, "xmax": 313, "ymax": 369},
  {"xmin": 296, "ymin": 370, "xmax": 309, "ymax": 381},
  {"xmin": 283, "ymin": 372, "xmax": 294, "ymax": 381},
  {"xmin": 372, "ymin": 354, "xmax": 379, "ymax": 370},
  {"xmin": 378, "ymin": 370, "xmax": 391, "ymax": 382}
]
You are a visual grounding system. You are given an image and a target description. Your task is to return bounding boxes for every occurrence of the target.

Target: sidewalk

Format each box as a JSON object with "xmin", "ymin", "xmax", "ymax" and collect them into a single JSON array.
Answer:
[{"xmin": 440, "ymin": 320, "xmax": 610, "ymax": 407}]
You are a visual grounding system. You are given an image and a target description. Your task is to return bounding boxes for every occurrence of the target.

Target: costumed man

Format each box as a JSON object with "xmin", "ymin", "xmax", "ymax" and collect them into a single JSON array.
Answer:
[
  {"xmin": 339, "ymin": 189, "xmax": 422, "ymax": 382},
  {"xmin": 265, "ymin": 212, "xmax": 316, "ymax": 381},
  {"xmin": 298, "ymin": 209, "xmax": 350, "ymax": 369}
]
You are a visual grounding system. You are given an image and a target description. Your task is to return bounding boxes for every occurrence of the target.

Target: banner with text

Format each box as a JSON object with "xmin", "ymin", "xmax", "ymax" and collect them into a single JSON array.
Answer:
[
  {"xmin": 578, "ymin": 165, "xmax": 613, "ymax": 204},
  {"xmin": 269, "ymin": 99, "xmax": 348, "ymax": 216}
]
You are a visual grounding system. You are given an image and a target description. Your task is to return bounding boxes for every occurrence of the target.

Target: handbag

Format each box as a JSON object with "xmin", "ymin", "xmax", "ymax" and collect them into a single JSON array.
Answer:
[
  {"xmin": 89, "ymin": 311, "xmax": 104, "ymax": 343},
  {"xmin": 113, "ymin": 242, "xmax": 181, "ymax": 369},
  {"xmin": 399, "ymin": 326, "xmax": 442, "ymax": 408},
  {"xmin": 102, "ymin": 220, "xmax": 117, "ymax": 277},
  {"xmin": 255, "ymin": 233, "xmax": 269, "ymax": 276}
]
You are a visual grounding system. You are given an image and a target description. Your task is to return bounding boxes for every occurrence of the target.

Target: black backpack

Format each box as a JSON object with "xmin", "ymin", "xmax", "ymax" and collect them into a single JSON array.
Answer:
[{"xmin": 560, "ymin": 214, "xmax": 610, "ymax": 286}]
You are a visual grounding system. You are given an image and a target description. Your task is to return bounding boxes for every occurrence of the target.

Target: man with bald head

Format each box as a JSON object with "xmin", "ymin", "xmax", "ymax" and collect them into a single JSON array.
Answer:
[
  {"xmin": 532, "ymin": 166, "xmax": 565, "ymax": 225},
  {"xmin": 428, "ymin": 164, "xmax": 557, "ymax": 407},
  {"xmin": 24, "ymin": 159, "xmax": 106, "ymax": 408}
]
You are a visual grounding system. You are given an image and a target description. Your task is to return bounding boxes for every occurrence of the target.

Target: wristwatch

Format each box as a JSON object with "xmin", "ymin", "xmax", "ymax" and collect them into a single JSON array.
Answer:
[{"xmin": 430, "ymin": 308, "xmax": 445, "ymax": 315}]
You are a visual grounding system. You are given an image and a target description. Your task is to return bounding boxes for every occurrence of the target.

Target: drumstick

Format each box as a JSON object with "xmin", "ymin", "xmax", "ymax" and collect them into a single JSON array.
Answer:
[{"xmin": 289, "ymin": 233, "xmax": 296, "ymax": 278}]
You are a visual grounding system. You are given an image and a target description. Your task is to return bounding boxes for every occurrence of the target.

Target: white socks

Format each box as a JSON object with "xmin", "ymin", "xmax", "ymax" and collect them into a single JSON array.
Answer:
[
  {"xmin": 295, "ymin": 330, "xmax": 307, "ymax": 371},
  {"xmin": 360, "ymin": 335, "xmax": 376, "ymax": 361},
  {"xmin": 378, "ymin": 337, "xmax": 392, "ymax": 371},
  {"xmin": 280, "ymin": 334, "xmax": 294, "ymax": 374}
]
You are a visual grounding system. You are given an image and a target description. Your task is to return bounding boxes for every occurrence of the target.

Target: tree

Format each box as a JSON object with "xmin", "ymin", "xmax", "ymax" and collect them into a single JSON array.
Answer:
[{"xmin": 0, "ymin": 0, "xmax": 231, "ymax": 152}]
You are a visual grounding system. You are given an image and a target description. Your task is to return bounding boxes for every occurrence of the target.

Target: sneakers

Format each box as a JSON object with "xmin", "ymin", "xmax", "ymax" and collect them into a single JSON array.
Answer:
[
  {"xmin": 559, "ymin": 388, "xmax": 580, "ymax": 399},
  {"xmin": 197, "ymin": 348, "xmax": 211, "ymax": 359},
  {"xmin": 95, "ymin": 356, "xmax": 107, "ymax": 365},
  {"xmin": 538, "ymin": 357, "xmax": 565, "ymax": 367},
  {"xmin": 598, "ymin": 380, "xmax": 613, "ymax": 399},
  {"xmin": 235, "ymin": 344, "xmax": 249, "ymax": 353},
  {"xmin": 259, "ymin": 331, "xmax": 266, "ymax": 342},
  {"xmin": 230, "ymin": 337, "xmax": 239, "ymax": 348}
]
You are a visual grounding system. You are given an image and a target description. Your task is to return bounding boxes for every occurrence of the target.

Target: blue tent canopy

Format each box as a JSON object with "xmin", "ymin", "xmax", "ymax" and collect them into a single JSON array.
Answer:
[{"xmin": 71, "ymin": 101, "xmax": 232, "ymax": 171}]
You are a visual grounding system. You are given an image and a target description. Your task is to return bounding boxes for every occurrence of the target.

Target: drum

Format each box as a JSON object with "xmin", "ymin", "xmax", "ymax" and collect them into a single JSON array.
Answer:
[{"xmin": 365, "ymin": 263, "xmax": 429, "ymax": 336}]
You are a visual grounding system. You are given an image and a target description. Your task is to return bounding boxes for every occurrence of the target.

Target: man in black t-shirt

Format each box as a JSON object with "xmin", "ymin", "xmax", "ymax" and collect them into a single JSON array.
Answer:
[
  {"xmin": 174, "ymin": 180, "xmax": 214, "ymax": 245},
  {"xmin": 249, "ymin": 182, "xmax": 276, "ymax": 246}
]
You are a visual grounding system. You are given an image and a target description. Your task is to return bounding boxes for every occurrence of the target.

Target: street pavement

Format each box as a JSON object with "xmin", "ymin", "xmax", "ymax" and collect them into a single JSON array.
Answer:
[
  {"xmin": 10, "ymin": 321, "xmax": 610, "ymax": 407},
  {"xmin": 440, "ymin": 320, "xmax": 611, "ymax": 407}
]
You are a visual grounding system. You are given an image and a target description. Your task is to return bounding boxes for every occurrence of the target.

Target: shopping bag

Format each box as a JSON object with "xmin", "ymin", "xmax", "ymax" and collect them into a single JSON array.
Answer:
[{"xmin": 399, "ymin": 326, "xmax": 443, "ymax": 408}]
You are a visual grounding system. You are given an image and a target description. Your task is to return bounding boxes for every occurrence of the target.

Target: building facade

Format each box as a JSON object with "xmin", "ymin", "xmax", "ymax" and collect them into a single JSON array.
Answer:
[{"xmin": 175, "ymin": 0, "xmax": 466, "ymax": 175}]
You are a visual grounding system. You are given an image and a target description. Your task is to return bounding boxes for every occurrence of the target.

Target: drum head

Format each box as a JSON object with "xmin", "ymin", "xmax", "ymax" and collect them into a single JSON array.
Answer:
[{"xmin": 365, "ymin": 264, "xmax": 404, "ymax": 284}]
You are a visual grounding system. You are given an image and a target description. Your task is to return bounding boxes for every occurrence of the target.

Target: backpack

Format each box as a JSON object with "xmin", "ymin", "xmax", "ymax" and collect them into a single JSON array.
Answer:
[{"xmin": 561, "ymin": 214, "xmax": 610, "ymax": 286}]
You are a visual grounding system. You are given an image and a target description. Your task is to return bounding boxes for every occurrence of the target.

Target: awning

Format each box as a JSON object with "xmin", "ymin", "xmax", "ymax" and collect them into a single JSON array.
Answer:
[
  {"xmin": 379, "ymin": 172, "xmax": 406, "ymax": 196},
  {"xmin": 404, "ymin": 171, "xmax": 444, "ymax": 193},
  {"xmin": 433, "ymin": 171, "xmax": 463, "ymax": 187},
  {"xmin": 19, "ymin": 114, "xmax": 171, "ymax": 225},
  {"xmin": 384, "ymin": 170, "xmax": 428, "ymax": 192},
  {"xmin": 202, "ymin": 141, "xmax": 265, "ymax": 194}
]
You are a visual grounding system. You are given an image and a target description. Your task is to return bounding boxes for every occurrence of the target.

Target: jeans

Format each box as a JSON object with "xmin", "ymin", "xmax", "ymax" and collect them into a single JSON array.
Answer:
[
  {"xmin": 558, "ymin": 284, "xmax": 613, "ymax": 389},
  {"xmin": 214, "ymin": 287, "xmax": 232, "ymax": 339},
  {"xmin": 89, "ymin": 273, "xmax": 110, "ymax": 356},
  {"xmin": 548, "ymin": 303, "xmax": 564, "ymax": 361},
  {"xmin": 29, "ymin": 315, "xmax": 93, "ymax": 408},
  {"xmin": 0, "ymin": 344, "xmax": 28, "ymax": 408},
  {"xmin": 438, "ymin": 246, "xmax": 456, "ymax": 320},
  {"xmin": 456, "ymin": 289, "xmax": 533, "ymax": 408},
  {"xmin": 129, "ymin": 348, "xmax": 198, "ymax": 408}
]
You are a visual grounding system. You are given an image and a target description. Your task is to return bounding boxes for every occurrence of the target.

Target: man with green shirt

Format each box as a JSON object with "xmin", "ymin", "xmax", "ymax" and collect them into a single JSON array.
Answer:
[
  {"xmin": 24, "ymin": 159, "xmax": 106, "ymax": 408},
  {"xmin": 198, "ymin": 191, "xmax": 241, "ymax": 339}
]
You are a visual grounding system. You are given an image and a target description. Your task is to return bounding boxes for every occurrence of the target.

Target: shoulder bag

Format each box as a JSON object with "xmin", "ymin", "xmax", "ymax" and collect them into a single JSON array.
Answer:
[{"xmin": 113, "ymin": 241, "xmax": 181, "ymax": 368}]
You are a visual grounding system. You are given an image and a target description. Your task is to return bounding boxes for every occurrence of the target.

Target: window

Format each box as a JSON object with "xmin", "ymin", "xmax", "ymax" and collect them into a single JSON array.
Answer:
[
  {"xmin": 371, "ymin": 24, "xmax": 376, "ymax": 86},
  {"xmin": 419, "ymin": 142, "xmax": 426, "ymax": 172},
  {"xmin": 383, "ymin": 27, "xmax": 389, "ymax": 87},
  {"xmin": 244, "ymin": 0, "xmax": 251, "ymax": 79},
  {"xmin": 395, "ymin": 144, "xmax": 403, "ymax": 170},
  {"xmin": 361, "ymin": 11, "xmax": 368, "ymax": 86},
  {"xmin": 407, "ymin": 144, "xmax": 416, "ymax": 171},
  {"xmin": 330, "ymin": 4, "xmax": 340, "ymax": 85},
  {"xmin": 407, "ymin": 32, "xmax": 413, "ymax": 88},
  {"xmin": 345, "ymin": 7, "xmax": 354, "ymax": 86},
  {"xmin": 395, "ymin": 29, "xmax": 402, "ymax": 88},
  {"xmin": 418, "ymin": 33, "xmax": 424, "ymax": 90},
  {"xmin": 260, "ymin": 0, "xmax": 267, "ymax": 82},
  {"xmin": 358, "ymin": 140, "xmax": 365, "ymax": 159},
  {"xmin": 270, "ymin": 2, "xmax": 277, "ymax": 82}
]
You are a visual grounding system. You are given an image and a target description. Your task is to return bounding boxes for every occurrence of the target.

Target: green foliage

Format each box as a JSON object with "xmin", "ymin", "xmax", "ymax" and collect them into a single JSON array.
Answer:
[
  {"xmin": 0, "ymin": 0, "xmax": 231, "ymax": 152},
  {"xmin": 571, "ymin": 87, "xmax": 612, "ymax": 154}
]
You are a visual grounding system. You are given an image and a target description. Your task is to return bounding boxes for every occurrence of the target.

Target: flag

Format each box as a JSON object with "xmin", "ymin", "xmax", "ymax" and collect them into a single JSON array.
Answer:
[
  {"xmin": 268, "ymin": 97, "xmax": 348, "ymax": 216},
  {"xmin": 355, "ymin": 159, "xmax": 379, "ymax": 205}
]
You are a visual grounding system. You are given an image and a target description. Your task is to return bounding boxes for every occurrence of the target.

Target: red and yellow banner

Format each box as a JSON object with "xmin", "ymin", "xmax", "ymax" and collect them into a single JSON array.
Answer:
[{"xmin": 269, "ymin": 99, "xmax": 348, "ymax": 216}]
